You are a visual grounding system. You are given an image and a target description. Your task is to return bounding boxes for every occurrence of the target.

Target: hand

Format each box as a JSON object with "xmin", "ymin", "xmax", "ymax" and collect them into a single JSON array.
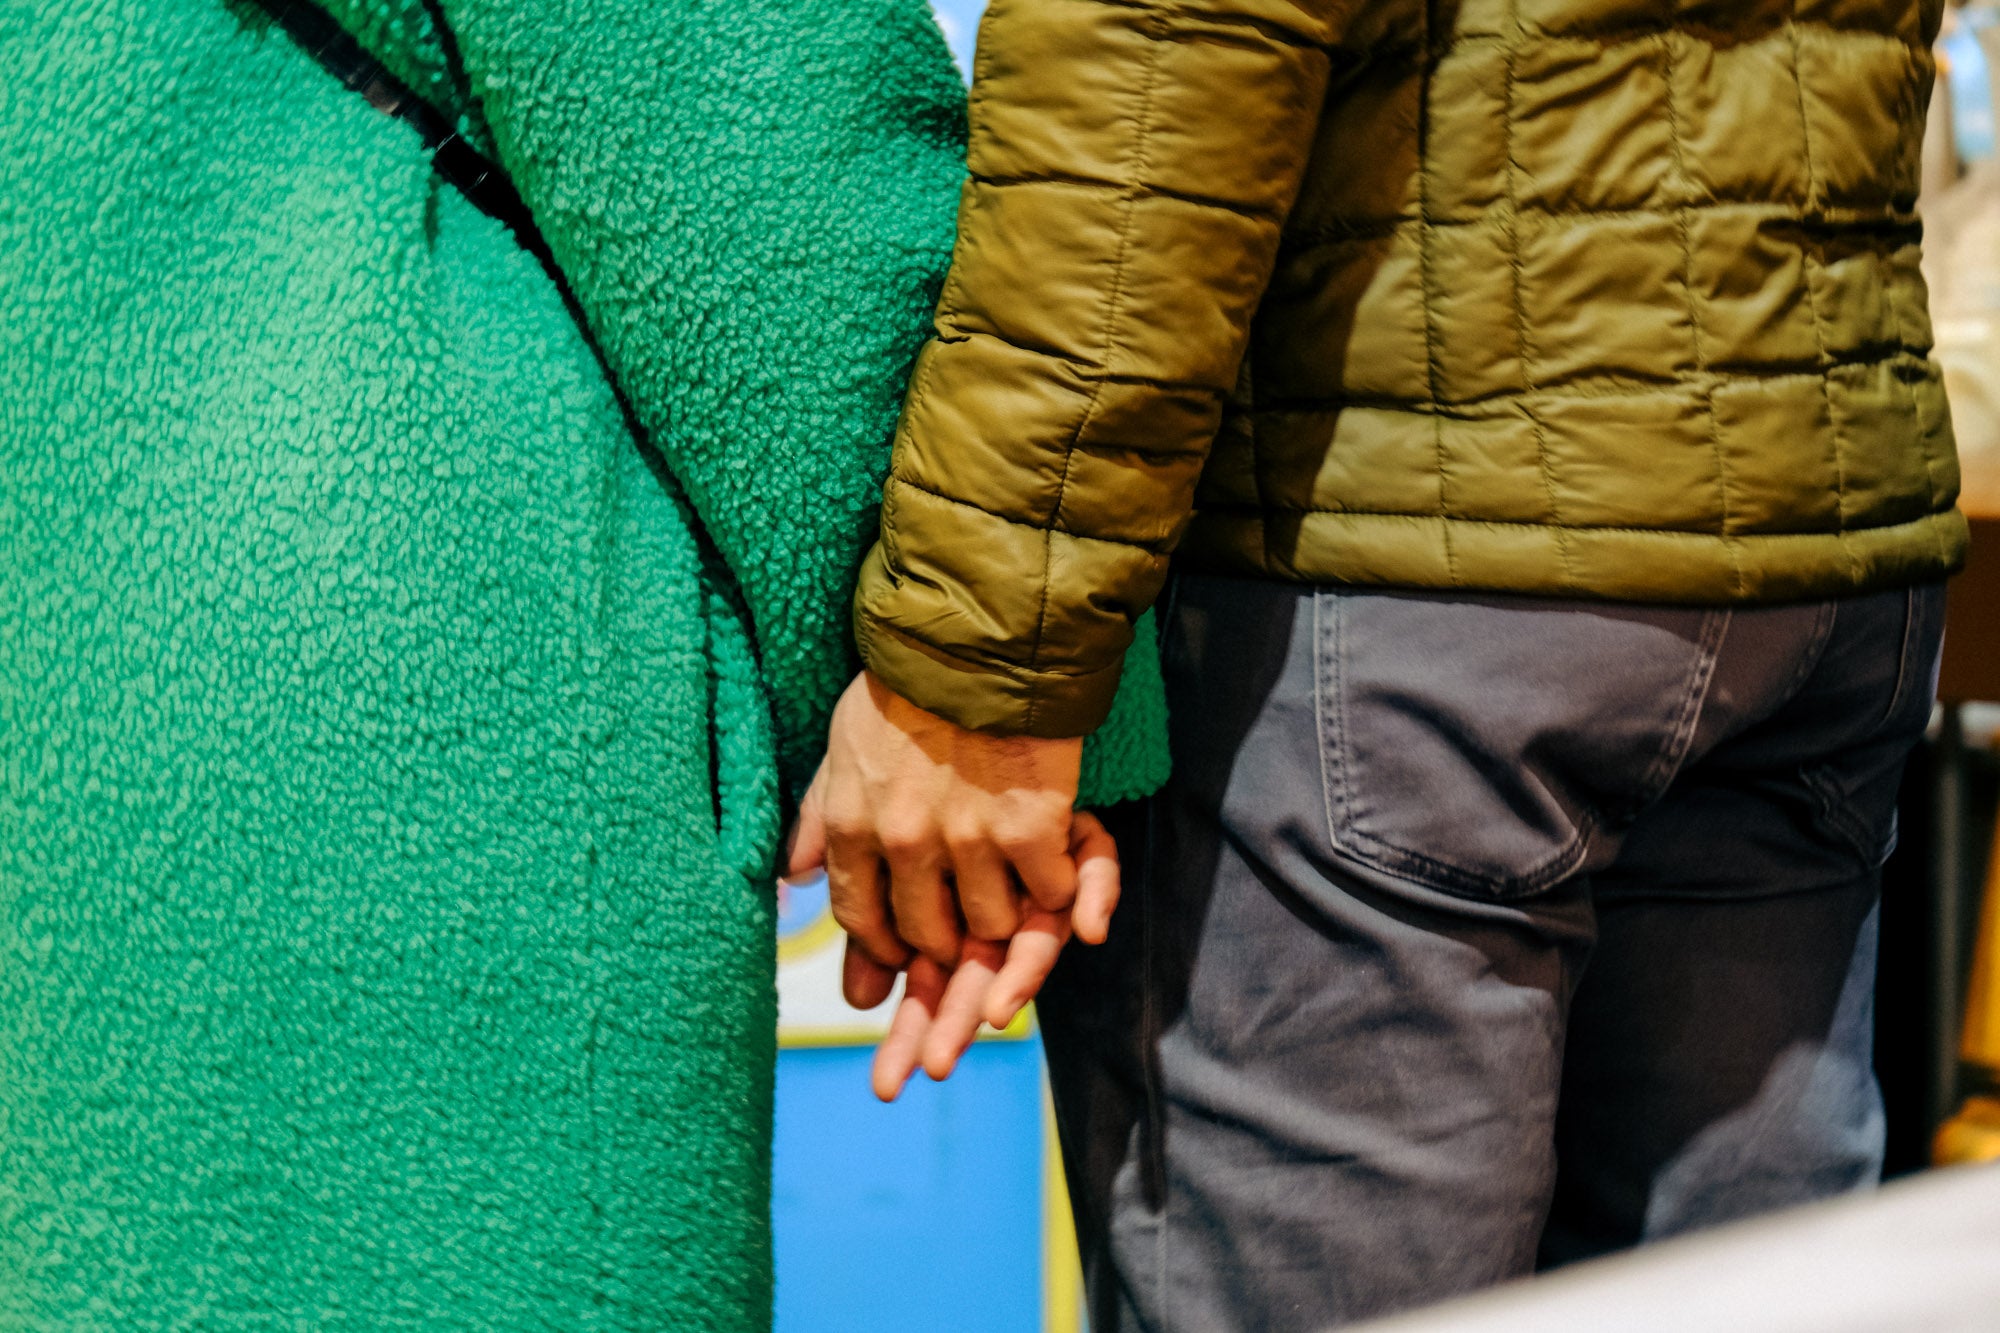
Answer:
[
  {"xmin": 864, "ymin": 810, "xmax": 1120, "ymax": 1101},
  {"xmin": 787, "ymin": 671, "xmax": 1085, "ymax": 978}
]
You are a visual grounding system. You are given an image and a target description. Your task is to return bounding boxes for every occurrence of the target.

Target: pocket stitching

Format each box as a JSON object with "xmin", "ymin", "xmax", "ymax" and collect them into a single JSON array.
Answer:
[
  {"xmin": 1313, "ymin": 597, "xmax": 1732, "ymax": 903},
  {"xmin": 1312, "ymin": 589, "xmax": 1350, "ymax": 858},
  {"xmin": 1313, "ymin": 589, "xmax": 1596, "ymax": 902},
  {"xmin": 1626, "ymin": 606, "xmax": 1732, "ymax": 813}
]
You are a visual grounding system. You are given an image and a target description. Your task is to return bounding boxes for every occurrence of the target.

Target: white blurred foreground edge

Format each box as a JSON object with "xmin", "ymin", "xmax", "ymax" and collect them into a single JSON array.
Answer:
[{"xmin": 1360, "ymin": 1164, "xmax": 2000, "ymax": 1333}]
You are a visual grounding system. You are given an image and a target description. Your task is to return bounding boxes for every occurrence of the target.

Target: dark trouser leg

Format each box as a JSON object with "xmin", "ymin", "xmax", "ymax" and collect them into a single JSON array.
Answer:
[
  {"xmin": 1043, "ymin": 578, "xmax": 1941, "ymax": 1329},
  {"xmin": 1043, "ymin": 784, "xmax": 1593, "ymax": 1332},
  {"xmin": 1542, "ymin": 583, "xmax": 1944, "ymax": 1265},
  {"xmin": 1539, "ymin": 873, "xmax": 1885, "ymax": 1267},
  {"xmin": 1044, "ymin": 579, "xmax": 1622, "ymax": 1331}
]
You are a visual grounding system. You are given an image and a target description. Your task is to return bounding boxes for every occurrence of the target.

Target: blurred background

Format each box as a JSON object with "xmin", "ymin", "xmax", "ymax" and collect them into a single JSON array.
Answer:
[{"xmin": 772, "ymin": 1, "xmax": 2000, "ymax": 1328}]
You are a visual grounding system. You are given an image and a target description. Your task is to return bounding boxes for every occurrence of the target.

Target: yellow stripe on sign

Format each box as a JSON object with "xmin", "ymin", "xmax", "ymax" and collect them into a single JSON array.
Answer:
[{"xmin": 1042, "ymin": 1056, "xmax": 1083, "ymax": 1333}]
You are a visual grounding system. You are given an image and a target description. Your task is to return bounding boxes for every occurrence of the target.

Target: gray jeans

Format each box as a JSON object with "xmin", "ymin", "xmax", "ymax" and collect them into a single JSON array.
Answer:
[{"xmin": 1040, "ymin": 576, "xmax": 1946, "ymax": 1331}]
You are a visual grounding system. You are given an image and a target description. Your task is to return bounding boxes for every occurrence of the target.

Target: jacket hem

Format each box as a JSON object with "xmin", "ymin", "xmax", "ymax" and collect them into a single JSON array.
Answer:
[{"xmin": 1173, "ymin": 507, "xmax": 1971, "ymax": 603}]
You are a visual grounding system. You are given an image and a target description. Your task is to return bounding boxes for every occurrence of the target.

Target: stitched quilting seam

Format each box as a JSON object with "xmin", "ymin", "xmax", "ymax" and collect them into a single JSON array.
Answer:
[
  {"xmin": 855, "ymin": 612, "xmax": 1124, "ymax": 688},
  {"xmin": 1246, "ymin": 349, "xmax": 1941, "ymax": 413},
  {"xmin": 1783, "ymin": 4, "xmax": 1862, "ymax": 584},
  {"xmin": 1317, "ymin": 21, "xmax": 1927, "ymax": 77},
  {"xmin": 1503, "ymin": 0, "xmax": 1574, "ymax": 592},
  {"xmin": 1186, "ymin": 502, "xmax": 1957, "ymax": 540},
  {"xmin": 1880, "ymin": 39, "xmax": 1942, "ymax": 553},
  {"xmin": 888, "ymin": 474, "xmax": 1170, "ymax": 554},
  {"xmin": 1021, "ymin": 0, "xmax": 1176, "ymax": 732},
  {"xmin": 967, "ymin": 168, "xmax": 1282, "ymax": 221},
  {"xmin": 1413, "ymin": 0, "xmax": 1457, "ymax": 585},
  {"xmin": 1463, "ymin": 18, "xmax": 1929, "ymax": 53},
  {"xmin": 1279, "ymin": 200, "xmax": 1923, "ymax": 254},
  {"xmin": 1883, "ymin": 288, "xmax": 1947, "ymax": 564},
  {"xmin": 1657, "ymin": 27, "xmax": 1744, "ymax": 599},
  {"xmin": 932, "ymin": 325, "xmax": 1224, "ymax": 396},
  {"xmin": 1077, "ymin": 0, "xmax": 1324, "ymax": 48},
  {"xmin": 1872, "ymin": 73, "xmax": 1953, "ymax": 566}
]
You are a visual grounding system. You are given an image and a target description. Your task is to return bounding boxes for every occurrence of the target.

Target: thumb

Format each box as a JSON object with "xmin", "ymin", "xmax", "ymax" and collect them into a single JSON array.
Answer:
[
  {"xmin": 783, "ymin": 764, "xmax": 830, "ymax": 879},
  {"xmin": 1068, "ymin": 810, "xmax": 1122, "ymax": 946}
]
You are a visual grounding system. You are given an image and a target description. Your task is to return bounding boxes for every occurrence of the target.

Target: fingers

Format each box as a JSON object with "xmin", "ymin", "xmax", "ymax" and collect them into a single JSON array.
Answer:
[
  {"xmin": 1009, "ymin": 840, "xmax": 1079, "ymax": 914},
  {"xmin": 921, "ymin": 938, "xmax": 1005, "ymax": 1081},
  {"xmin": 863, "ymin": 935, "xmax": 1017, "ymax": 1096},
  {"xmin": 946, "ymin": 838, "xmax": 1021, "ymax": 941},
  {"xmin": 842, "ymin": 936, "xmax": 898, "ymax": 1011},
  {"xmin": 783, "ymin": 765, "xmax": 829, "ymax": 878},
  {"xmin": 982, "ymin": 909, "xmax": 1070, "ymax": 1031},
  {"xmin": 854, "ymin": 812, "xmax": 1125, "ymax": 1101},
  {"xmin": 975, "ymin": 812, "xmax": 1121, "ymax": 1031},
  {"xmin": 872, "ymin": 956, "xmax": 947, "ymax": 1102},
  {"xmin": 884, "ymin": 844, "xmax": 962, "ymax": 968},
  {"xmin": 1068, "ymin": 810, "xmax": 1122, "ymax": 946},
  {"xmin": 861, "ymin": 810, "xmax": 1125, "ymax": 1097},
  {"xmin": 827, "ymin": 837, "xmax": 909, "ymax": 971}
]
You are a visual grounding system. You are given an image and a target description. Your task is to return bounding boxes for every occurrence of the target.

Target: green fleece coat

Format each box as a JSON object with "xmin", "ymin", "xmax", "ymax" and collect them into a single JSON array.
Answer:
[{"xmin": 0, "ymin": 0, "xmax": 1168, "ymax": 1326}]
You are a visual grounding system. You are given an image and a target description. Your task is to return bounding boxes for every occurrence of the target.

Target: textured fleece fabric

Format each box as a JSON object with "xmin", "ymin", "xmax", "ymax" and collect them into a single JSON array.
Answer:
[
  {"xmin": 853, "ymin": 0, "xmax": 1967, "ymax": 739},
  {"xmin": 0, "ymin": 0, "xmax": 1167, "ymax": 1326}
]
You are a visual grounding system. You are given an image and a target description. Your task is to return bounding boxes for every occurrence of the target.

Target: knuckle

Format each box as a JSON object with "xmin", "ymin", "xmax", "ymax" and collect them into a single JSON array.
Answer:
[
  {"xmin": 823, "ymin": 813, "xmax": 870, "ymax": 846},
  {"xmin": 939, "ymin": 817, "xmax": 989, "ymax": 857},
  {"xmin": 993, "ymin": 823, "xmax": 1053, "ymax": 859},
  {"xmin": 876, "ymin": 819, "xmax": 934, "ymax": 860}
]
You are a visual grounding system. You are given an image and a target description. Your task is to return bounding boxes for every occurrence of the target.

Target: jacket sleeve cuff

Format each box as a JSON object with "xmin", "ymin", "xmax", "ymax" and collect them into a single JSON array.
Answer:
[{"xmin": 852, "ymin": 605, "xmax": 1123, "ymax": 740}]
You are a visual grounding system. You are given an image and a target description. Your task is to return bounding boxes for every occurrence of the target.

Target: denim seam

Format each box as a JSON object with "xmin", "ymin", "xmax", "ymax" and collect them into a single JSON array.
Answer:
[
  {"xmin": 1799, "ymin": 590, "xmax": 1925, "ymax": 866},
  {"xmin": 1313, "ymin": 591, "xmax": 1350, "ymax": 857},
  {"xmin": 1799, "ymin": 757, "xmax": 1895, "ymax": 868},
  {"xmin": 1780, "ymin": 598, "xmax": 1840, "ymax": 701},
  {"xmin": 1630, "ymin": 605, "xmax": 1733, "ymax": 810},
  {"xmin": 1347, "ymin": 825, "xmax": 1596, "ymax": 902},
  {"xmin": 1877, "ymin": 585, "xmax": 1919, "ymax": 734},
  {"xmin": 1156, "ymin": 575, "xmax": 1187, "ymax": 663}
]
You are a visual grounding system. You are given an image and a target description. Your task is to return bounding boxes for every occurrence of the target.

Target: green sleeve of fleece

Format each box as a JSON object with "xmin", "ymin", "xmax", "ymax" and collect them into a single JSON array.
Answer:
[{"xmin": 427, "ymin": 0, "xmax": 971, "ymax": 790}]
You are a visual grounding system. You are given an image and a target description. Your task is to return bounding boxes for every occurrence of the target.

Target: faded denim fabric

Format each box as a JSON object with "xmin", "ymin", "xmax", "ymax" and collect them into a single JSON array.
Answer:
[{"xmin": 1040, "ymin": 576, "xmax": 1945, "ymax": 1332}]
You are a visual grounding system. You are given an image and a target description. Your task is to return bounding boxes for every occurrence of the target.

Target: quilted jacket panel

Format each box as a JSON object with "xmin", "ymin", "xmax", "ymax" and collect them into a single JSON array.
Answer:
[{"xmin": 856, "ymin": 0, "xmax": 1967, "ymax": 738}]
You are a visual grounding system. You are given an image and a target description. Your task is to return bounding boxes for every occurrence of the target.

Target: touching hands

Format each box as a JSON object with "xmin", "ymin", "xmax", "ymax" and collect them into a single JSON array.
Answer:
[{"xmin": 786, "ymin": 670, "xmax": 1120, "ymax": 1100}]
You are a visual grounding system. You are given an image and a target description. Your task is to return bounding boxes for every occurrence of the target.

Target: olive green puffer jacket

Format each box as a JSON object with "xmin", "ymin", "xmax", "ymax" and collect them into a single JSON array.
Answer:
[{"xmin": 855, "ymin": 0, "xmax": 1968, "ymax": 739}]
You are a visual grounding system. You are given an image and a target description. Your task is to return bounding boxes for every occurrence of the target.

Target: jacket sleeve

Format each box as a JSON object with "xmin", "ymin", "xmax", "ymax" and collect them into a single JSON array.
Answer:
[{"xmin": 852, "ymin": 0, "xmax": 1340, "ymax": 738}]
